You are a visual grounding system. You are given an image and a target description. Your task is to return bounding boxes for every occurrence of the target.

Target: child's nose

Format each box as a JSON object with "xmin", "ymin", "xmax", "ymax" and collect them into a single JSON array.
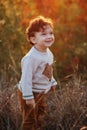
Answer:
[{"xmin": 47, "ymin": 34, "xmax": 52, "ymax": 39}]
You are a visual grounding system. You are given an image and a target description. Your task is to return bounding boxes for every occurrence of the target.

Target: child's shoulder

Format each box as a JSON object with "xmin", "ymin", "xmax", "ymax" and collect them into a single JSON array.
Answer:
[
  {"xmin": 47, "ymin": 48, "xmax": 53, "ymax": 57},
  {"xmin": 21, "ymin": 47, "xmax": 38, "ymax": 63},
  {"xmin": 47, "ymin": 48, "xmax": 53, "ymax": 54}
]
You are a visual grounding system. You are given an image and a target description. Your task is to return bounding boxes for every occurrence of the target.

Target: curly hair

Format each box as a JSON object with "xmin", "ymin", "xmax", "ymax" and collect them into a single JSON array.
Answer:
[{"xmin": 26, "ymin": 16, "xmax": 53, "ymax": 45}]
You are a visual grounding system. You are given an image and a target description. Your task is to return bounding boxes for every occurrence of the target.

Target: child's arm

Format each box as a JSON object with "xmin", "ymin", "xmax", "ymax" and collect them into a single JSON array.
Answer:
[
  {"xmin": 20, "ymin": 57, "xmax": 34, "ymax": 100},
  {"xmin": 26, "ymin": 99, "xmax": 35, "ymax": 108},
  {"xmin": 51, "ymin": 76, "xmax": 57, "ymax": 90},
  {"xmin": 51, "ymin": 85, "xmax": 56, "ymax": 91}
]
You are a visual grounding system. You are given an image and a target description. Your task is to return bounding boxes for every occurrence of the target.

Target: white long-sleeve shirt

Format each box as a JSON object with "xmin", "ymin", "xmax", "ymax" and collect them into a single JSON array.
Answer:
[{"xmin": 18, "ymin": 47, "xmax": 57, "ymax": 99}]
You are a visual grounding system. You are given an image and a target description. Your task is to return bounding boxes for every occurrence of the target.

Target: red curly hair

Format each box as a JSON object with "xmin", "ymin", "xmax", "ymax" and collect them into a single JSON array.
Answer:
[{"xmin": 26, "ymin": 16, "xmax": 53, "ymax": 45}]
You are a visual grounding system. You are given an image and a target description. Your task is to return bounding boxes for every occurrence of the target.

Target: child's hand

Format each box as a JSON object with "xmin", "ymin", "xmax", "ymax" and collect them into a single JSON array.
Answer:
[
  {"xmin": 51, "ymin": 86, "xmax": 56, "ymax": 91},
  {"xmin": 26, "ymin": 99, "xmax": 35, "ymax": 108}
]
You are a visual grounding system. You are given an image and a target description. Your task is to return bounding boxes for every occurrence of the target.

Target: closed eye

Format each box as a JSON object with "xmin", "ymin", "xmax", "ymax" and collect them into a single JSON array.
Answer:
[{"xmin": 41, "ymin": 33, "xmax": 46, "ymax": 35}]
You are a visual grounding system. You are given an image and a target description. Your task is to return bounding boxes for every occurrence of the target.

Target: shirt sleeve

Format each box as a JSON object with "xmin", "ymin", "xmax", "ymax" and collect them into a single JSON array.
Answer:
[
  {"xmin": 20, "ymin": 56, "xmax": 34, "ymax": 100},
  {"xmin": 51, "ymin": 76, "xmax": 57, "ymax": 86}
]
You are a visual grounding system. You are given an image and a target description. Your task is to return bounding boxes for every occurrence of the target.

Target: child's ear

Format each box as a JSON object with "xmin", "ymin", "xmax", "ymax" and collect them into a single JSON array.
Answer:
[{"xmin": 30, "ymin": 37, "xmax": 36, "ymax": 44}]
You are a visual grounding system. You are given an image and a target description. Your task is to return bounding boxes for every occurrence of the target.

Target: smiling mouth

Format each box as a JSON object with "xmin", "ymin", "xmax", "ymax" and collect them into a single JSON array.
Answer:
[{"xmin": 45, "ymin": 40, "xmax": 53, "ymax": 42}]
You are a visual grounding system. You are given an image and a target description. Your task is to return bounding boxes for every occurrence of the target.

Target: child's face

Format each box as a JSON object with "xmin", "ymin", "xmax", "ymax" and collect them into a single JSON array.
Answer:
[{"xmin": 31, "ymin": 25, "xmax": 55, "ymax": 51}]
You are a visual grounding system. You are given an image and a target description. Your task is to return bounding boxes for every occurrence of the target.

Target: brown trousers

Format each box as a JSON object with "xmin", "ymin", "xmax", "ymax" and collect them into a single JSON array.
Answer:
[{"xmin": 18, "ymin": 90, "xmax": 47, "ymax": 130}]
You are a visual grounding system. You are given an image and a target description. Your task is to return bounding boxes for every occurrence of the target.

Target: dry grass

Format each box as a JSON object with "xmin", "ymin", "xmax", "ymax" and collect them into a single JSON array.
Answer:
[
  {"xmin": 0, "ymin": 70, "xmax": 87, "ymax": 130},
  {"xmin": 0, "ymin": 90, "xmax": 22, "ymax": 130},
  {"xmin": 44, "ymin": 73, "xmax": 87, "ymax": 130},
  {"xmin": 0, "ymin": 72, "xmax": 22, "ymax": 130}
]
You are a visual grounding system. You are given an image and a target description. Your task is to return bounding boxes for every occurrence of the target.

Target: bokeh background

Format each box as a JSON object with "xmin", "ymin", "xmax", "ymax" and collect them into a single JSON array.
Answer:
[{"xmin": 0, "ymin": 0, "xmax": 87, "ymax": 80}]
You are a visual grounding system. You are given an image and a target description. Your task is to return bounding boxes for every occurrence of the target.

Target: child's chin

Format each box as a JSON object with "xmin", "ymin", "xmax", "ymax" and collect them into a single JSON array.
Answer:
[{"xmin": 45, "ymin": 43, "xmax": 53, "ymax": 47}]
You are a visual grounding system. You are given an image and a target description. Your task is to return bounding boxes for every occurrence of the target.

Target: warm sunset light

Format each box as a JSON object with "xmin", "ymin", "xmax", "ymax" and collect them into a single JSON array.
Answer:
[{"xmin": 0, "ymin": 0, "xmax": 87, "ymax": 130}]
